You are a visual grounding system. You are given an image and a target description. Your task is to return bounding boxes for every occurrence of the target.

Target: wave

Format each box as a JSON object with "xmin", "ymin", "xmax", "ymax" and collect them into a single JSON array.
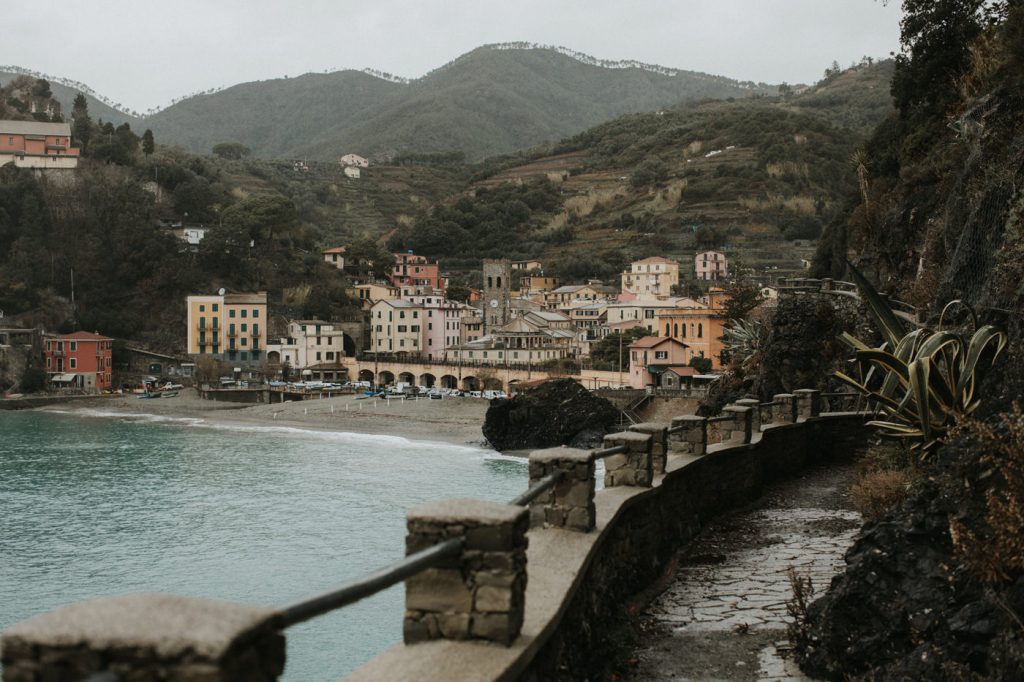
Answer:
[{"xmin": 39, "ymin": 408, "xmax": 495, "ymax": 455}]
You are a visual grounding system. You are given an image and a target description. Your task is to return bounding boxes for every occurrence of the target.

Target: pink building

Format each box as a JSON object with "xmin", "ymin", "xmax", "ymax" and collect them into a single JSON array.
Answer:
[
  {"xmin": 695, "ymin": 251, "xmax": 727, "ymax": 281},
  {"xmin": 405, "ymin": 294, "xmax": 472, "ymax": 360},
  {"xmin": 0, "ymin": 120, "xmax": 80, "ymax": 169},
  {"xmin": 340, "ymin": 153, "xmax": 369, "ymax": 168},
  {"xmin": 628, "ymin": 336, "xmax": 690, "ymax": 389}
]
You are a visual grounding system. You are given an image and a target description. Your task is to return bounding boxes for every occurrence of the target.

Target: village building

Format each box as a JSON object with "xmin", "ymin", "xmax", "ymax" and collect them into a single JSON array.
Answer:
[
  {"xmin": 404, "ymin": 294, "xmax": 474, "ymax": 360},
  {"xmin": 339, "ymin": 153, "xmax": 369, "ymax": 168},
  {"xmin": 343, "ymin": 166, "xmax": 361, "ymax": 179},
  {"xmin": 568, "ymin": 301, "xmax": 608, "ymax": 340},
  {"xmin": 266, "ymin": 320, "xmax": 352, "ymax": 373},
  {"xmin": 44, "ymin": 331, "xmax": 113, "ymax": 392},
  {"xmin": 352, "ymin": 282, "xmax": 400, "ymax": 309},
  {"xmin": 543, "ymin": 284, "xmax": 618, "ymax": 311},
  {"xmin": 656, "ymin": 288, "xmax": 730, "ymax": 368},
  {"xmin": 627, "ymin": 336, "xmax": 690, "ymax": 389},
  {"xmin": 518, "ymin": 274, "xmax": 561, "ymax": 296},
  {"xmin": 0, "ymin": 120, "xmax": 80, "ymax": 169},
  {"xmin": 606, "ymin": 297, "xmax": 703, "ymax": 335},
  {"xmin": 695, "ymin": 250, "xmax": 728, "ymax": 281},
  {"xmin": 322, "ymin": 246, "xmax": 347, "ymax": 270},
  {"xmin": 390, "ymin": 252, "xmax": 444, "ymax": 294},
  {"xmin": 185, "ymin": 291, "xmax": 268, "ymax": 363},
  {"xmin": 511, "ymin": 259, "xmax": 543, "ymax": 271},
  {"xmin": 621, "ymin": 256, "xmax": 680, "ymax": 298},
  {"xmin": 368, "ymin": 299, "xmax": 423, "ymax": 355}
]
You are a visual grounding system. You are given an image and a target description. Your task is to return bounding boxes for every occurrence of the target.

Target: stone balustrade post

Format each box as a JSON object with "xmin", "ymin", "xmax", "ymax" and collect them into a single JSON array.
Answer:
[
  {"xmin": 793, "ymin": 389, "xmax": 822, "ymax": 420},
  {"xmin": 0, "ymin": 595, "xmax": 284, "ymax": 682},
  {"xmin": 772, "ymin": 394, "xmax": 798, "ymax": 424},
  {"xmin": 601, "ymin": 431, "xmax": 653, "ymax": 488},
  {"xmin": 628, "ymin": 422, "xmax": 669, "ymax": 474},
  {"xmin": 734, "ymin": 398, "xmax": 761, "ymax": 433},
  {"xmin": 527, "ymin": 447, "xmax": 595, "ymax": 532},
  {"xmin": 404, "ymin": 499, "xmax": 528, "ymax": 646},
  {"xmin": 669, "ymin": 415, "xmax": 707, "ymax": 456},
  {"xmin": 821, "ymin": 278, "xmax": 834, "ymax": 292},
  {"xmin": 722, "ymin": 405, "xmax": 753, "ymax": 444}
]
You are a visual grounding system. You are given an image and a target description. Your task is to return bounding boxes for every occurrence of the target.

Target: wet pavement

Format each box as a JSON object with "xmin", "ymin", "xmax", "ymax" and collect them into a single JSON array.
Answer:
[{"xmin": 628, "ymin": 462, "xmax": 861, "ymax": 681}]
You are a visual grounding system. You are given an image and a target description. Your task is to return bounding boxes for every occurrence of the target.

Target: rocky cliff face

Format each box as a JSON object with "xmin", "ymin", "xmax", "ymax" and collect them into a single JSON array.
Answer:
[
  {"xmin": 795, "ymin": 6, "xmax": 1024, "ymax": 678},
  {"xmin": 482, "ymin": 379, "xmax": 620, "ymax": 451}
]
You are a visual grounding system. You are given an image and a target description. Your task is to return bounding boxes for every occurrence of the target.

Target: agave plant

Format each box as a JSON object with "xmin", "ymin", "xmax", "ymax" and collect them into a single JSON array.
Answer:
[
  {"xmin": 723, "ymin": 318, "xmax": 767, "ymax": 371},
  {"xmin": 835, "ymin": 263, "xmax": 1007, "ymax": 455}
]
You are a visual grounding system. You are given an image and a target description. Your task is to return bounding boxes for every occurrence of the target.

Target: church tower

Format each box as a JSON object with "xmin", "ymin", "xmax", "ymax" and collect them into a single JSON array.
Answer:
[{"xmin": 482, "ymin": 258, "xmax": 512, "ymax": 333}]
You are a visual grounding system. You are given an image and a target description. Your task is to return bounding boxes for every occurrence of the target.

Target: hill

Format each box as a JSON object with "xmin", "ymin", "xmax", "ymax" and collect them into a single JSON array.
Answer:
[
  {"xmin": 0, "ymin": 68, "xmax": 137, "ymax": 126},
  {"xmin": 783, "ymin": 58, "xmax": 895, "ymax": 133},
  {"xmin": 389, "ymin": 60, "xmax": 894, "ymax": 283},
  {"xmin": 143, "ymin": 70, "xmax": 402, "ymax": 159},
  {"xmin": 140, "ymin": 45, "xmax": 776, "ymax": 161}
]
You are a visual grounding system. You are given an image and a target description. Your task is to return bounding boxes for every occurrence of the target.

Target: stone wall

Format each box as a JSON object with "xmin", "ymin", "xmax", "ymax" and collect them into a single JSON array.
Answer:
[{"xmin": 520, "ymin": 414, "xmax": 869, "ymax": 680}]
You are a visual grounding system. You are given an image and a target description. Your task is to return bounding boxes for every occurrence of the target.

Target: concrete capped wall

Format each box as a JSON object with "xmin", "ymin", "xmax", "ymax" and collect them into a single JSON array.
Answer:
[{"xmin": 346, "ymin": 412, "xmax": 870, "ymax": 681}]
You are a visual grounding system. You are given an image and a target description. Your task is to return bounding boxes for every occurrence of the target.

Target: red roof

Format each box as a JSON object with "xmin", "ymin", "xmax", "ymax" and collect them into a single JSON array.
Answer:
[
  {"xmin": 628, "ymin": 335, "xmax": 687, "ymax": 349},
  {"xmin": 322, "ymin": 246, "xmax": 347, "ymax": 254},
  {"xmin": 663, "ymin": 366, "xmax": 697, "ymax": 376},
  {"xmin": 49, "ymin": 331, "xmax": 113, "ymax": 341}
]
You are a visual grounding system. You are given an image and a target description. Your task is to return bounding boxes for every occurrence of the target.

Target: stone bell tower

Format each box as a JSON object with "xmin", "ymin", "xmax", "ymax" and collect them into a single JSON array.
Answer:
[{"xmin": 482, "ymin": 258, "xmax": 512, "ymax": 334}]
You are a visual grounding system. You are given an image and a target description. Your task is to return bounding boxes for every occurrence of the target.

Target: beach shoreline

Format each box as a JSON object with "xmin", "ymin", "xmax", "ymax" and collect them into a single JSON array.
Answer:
[{"xmin": 37, "ymin": 389, "xmax": 493, "ymax": 449}]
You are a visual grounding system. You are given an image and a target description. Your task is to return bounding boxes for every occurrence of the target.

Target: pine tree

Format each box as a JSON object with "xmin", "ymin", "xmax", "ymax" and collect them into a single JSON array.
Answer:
[{"xmin": 71, "ymin": 93, "xmax": 92, "ymax": 152}]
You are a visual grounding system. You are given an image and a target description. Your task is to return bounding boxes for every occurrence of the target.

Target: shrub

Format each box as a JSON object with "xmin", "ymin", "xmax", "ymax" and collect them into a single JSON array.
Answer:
[{"xmin": 850, "ymin": 468, "xmax": 914, "ymax": 520}]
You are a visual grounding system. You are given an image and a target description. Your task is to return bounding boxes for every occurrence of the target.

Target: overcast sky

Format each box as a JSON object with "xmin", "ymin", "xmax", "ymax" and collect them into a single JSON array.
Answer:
[{"xmin": 5, "ymin": 0, "xmax": 903, "ymax": 113}]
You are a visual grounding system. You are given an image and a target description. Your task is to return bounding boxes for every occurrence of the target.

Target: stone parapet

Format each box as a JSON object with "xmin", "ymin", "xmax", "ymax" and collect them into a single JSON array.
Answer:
[
  {"xmin": 404, "ymin": 498, "xmax": 528, "ymax": 646},
  {"xmin": 528, "ymin": 447, "xmax": 596, "ymax": 532},
  {"xmin": 669, "ymin": 415, "xmax": 708, "ymax": 456},
  {"xmin": 628, "ymin": 422, "xmax": 669, "ymax": 474},
  {"xmin": 793, "ymin": 389, "xmax": 822, "ymax": 420},
  {"xmin": 0, "ymin": 594, "xmax": 283, "ymax": 682},
  {"xmin": 735, "ymin": 398, "xmax": 762, "ymax": 433},
  {"xmin": 601, "ymin": 431, "xmax": 653, "ymax": 487},
  {"xmin": 772, "ymin": 394, "xmax": 798, "ymax": 424},
  {"xmin": 720, "ymin": 406, "xmax": 754, "ymax": 444}
]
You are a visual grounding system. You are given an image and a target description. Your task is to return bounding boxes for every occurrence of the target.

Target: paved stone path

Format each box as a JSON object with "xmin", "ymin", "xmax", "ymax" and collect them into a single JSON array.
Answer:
[{"xmin": 628, "ymin": 462, "xmax": 861, "ymax": 682}]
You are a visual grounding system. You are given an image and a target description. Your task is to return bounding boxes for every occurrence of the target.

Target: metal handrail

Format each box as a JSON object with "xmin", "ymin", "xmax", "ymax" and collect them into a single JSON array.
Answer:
[
  {"xmin": 592, "ymin": 444, "xmax": 628, "ymax": 459},
  {"xmin": 509, "ymin": 470, "xmax": 562, "ymax": 507},
  {"xmin": 277, "ymin": 537, "xmax": 465, "ymax": 627}
]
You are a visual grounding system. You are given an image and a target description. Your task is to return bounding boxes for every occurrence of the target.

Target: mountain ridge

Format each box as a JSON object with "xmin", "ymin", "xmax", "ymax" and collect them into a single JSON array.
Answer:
[{"xmin": 4, "ymin": 45, "xmax": 785, "ymax": 161}]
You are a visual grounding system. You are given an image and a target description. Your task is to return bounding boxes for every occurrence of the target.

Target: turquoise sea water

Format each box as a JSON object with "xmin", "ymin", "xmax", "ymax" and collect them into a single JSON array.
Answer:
[{"xmin": 0, "ymin": 409, "xmax": 526, "ymax": 680}]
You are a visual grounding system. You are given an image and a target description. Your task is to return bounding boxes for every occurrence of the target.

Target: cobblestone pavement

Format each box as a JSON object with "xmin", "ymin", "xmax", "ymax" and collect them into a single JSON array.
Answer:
[{"xmin": 628, "ymin": 462, "xmax": 861, "ymax": 682}]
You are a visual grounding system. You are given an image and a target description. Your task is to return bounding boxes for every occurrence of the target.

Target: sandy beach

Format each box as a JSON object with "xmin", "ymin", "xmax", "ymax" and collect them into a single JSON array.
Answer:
[{"xmin": 41, "ymin": 389, "xmax": 493, "ymax": 448}]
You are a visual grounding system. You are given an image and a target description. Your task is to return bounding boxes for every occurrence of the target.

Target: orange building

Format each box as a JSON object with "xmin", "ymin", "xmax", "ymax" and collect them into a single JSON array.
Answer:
[
  {"xmin": 656, "ymin": 288, "xmax": 729, "ymax": 368},
  {"xmin": 44, "ymin": 331, "xmax": 113, "ymax": 392},
  {"xmin": 390, "ymin": 252, "xmax": 444, "ymax": 293},
  {"xmin": 0, "ymin": 120, "xmax": 80, "ymax": 169}
]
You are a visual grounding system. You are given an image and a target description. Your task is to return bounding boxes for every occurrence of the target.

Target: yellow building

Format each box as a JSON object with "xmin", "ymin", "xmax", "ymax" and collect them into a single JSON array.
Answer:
[
  {"xmin": 656, "ymin": 289, "xmax": 729, "ymax": 368},
  {"xmin": 621, "ymin": 256, "xmax": 680, "ymax": 298},
  {"xmin": 186, "ymin": 291, "xmax": 268, "ymax": 363}
]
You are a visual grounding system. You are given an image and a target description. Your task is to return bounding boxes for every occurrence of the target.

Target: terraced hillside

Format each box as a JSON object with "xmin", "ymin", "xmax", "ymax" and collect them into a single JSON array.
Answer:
[{"xmin": 455, "ymin": 61, "xmax": 894, "ymax": 283}]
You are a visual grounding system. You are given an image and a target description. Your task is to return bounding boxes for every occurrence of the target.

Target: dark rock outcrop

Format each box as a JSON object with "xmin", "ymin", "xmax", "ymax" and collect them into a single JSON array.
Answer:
[
  {"xmin": 482, "ymin": 379, "xmax": 620, "ymax": 451},
  {"xmin": 797, "ymin": 422, "xmax": 1024, "ymax": 680}
]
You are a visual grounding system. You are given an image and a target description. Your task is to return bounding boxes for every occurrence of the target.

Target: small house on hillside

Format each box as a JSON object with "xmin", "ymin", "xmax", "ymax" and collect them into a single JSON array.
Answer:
[
  {"xmin": 628, "ymin": 336, "xmax": 689, "ymax": 389},
  {"xmin": 340, "ymin": 153, "xmax": 369, "ymax": 168},
  {"xmin": 343, "ymin": 166, "xmax": 361, "ymax": 179},
  {"xmin": 322, "ymin": 246, "xmax": 346, "ymax": 270}
]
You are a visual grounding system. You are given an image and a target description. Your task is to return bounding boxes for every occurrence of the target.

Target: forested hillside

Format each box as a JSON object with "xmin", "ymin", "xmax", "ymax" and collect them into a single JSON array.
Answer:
[
  {"xmin": 139, "ymin": 45, "xmax": 775, "ymax": 161},
  {"xmin": 0, "ymin": 69, "xmax": 136, "ymax": 126},
  {"xmin": 387, "ymin": 59, "xmax": 892, "ymax": 284}
]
